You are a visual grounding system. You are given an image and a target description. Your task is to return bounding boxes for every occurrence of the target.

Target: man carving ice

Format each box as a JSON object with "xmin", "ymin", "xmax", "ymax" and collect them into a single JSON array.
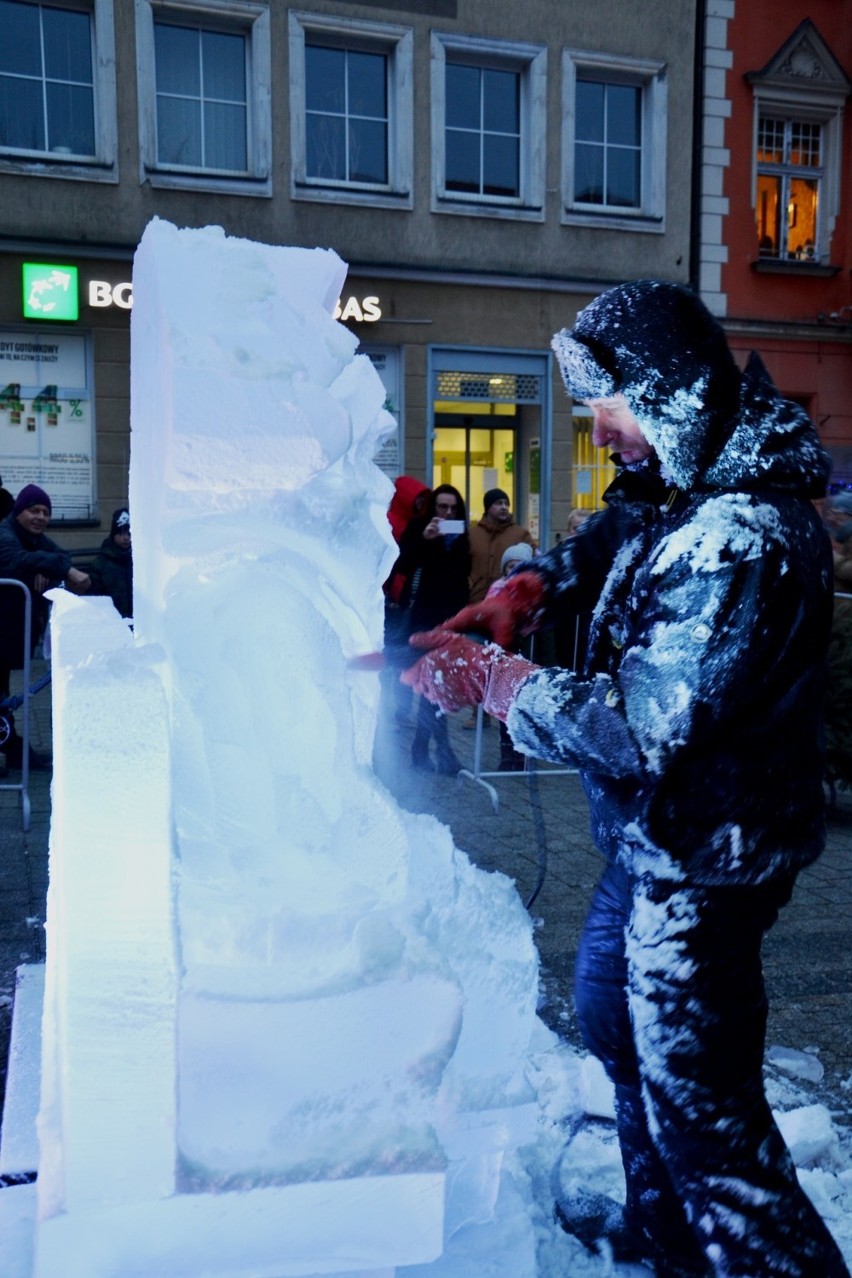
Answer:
[{"xmin": 403, "ymin": 281, "xmax": 849, "ymax": 1277}]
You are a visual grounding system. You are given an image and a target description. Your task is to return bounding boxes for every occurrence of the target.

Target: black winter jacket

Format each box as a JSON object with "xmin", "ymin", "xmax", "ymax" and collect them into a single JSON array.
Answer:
[
  {"xmin": 509, "ymin": 356, "xmax": 834, "ymax": 886},
  {"xmin": 89, "ymin": 537, "xmax": 133, "ymax": 619},
  {"xmin": 396, "ymin": 518, "xmax": 471, "ymax": 634},
  {"xmin": 0, "ymin": 513, "xmax": 71, "ymax": 667}
]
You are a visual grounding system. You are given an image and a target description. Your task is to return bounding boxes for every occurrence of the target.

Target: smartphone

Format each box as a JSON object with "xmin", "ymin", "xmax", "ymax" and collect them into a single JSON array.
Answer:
[{"xmin": 438, "ymin": 519, "xmax": 465, "ymax": 534}]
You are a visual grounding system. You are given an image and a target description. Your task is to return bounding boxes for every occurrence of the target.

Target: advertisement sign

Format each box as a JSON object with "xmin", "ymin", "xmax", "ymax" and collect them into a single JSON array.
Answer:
[
  {"xmin": 0, "ymin": 329, "xmax": 94, "ymax": 521},
  {"xmin": 365, "ymin": 346, "xmax": 402, "ymax": 479}
]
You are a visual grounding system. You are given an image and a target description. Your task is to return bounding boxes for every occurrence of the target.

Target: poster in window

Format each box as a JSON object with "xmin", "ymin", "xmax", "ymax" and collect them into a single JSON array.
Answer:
[
  {"xmin": 0, "ymin": 330, "xmax": 94, "ymax": 521},
  {"xmin": 364, "ymin": 346, "xmax": 402, "ymax": 480}
]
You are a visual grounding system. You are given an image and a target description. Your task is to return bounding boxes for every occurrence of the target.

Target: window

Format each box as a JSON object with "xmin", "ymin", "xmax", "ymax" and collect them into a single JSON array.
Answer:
[
  {"xmin": 574, "ymin": 79, "xmax": 641, "ymax": 209},
  {"xmin": 290, "ymin": 11, "xmax": 412, "ymax": 209},
  {"xmin": 756, "ymin": 117, "xmax": 822, "ymax": 261},
  {"xmin": 562, "ymin": 50, "xmax": 667, "ymax": 230},
  {"xmin": 747, "ymin": 22, "xmax": 850, "ymax": 269},
  {"xmin": 305, "ymin": 44, "xmax": 387, "ymax": 185},
  {"xmin": 445, "ymin": 62, "xmax": 520, "ymax": 198},
  {"xmin": 431, "ymin": 32, "xmax": 545, "ymax": 220},
  {"xmin": 154, "ymin": 22, "xmax": 247, "ymax": 171},
  {"xmin": 136, "ymin": 0, "xmax": 271, "ymax": 195},
  {"xmin": 0, "ymin": 0, "xmax": 117, "ymax": 181}
]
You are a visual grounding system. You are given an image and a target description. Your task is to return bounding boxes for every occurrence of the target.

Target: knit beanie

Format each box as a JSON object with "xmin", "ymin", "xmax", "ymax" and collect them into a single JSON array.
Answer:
[
  {"xmin": 111, "ymin": 507, "xmax": 131, "ymax": 536},
  {"xmin": 551, "ymin": 281, "xmax": 742, "ymax": 489},
  {"xmin": 483, "ymin": 487, "xmax": 509, "ymax": 512},
  {"xmin": 500, "ymin": 543, "xmax": 533, "ymax": 573},
  {"xmin": 13, "ymin": 483, "xmax": 52, "ymax": 517}
]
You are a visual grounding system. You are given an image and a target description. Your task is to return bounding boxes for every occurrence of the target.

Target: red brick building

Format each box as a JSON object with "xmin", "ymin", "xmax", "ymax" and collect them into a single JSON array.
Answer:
[{"xmin": 698, "ymin": 2, "xmax": 852, "ymax": 490}]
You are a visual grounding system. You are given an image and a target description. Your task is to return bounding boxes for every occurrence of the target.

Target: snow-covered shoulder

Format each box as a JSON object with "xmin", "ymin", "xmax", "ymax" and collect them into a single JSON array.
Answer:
[{"xmin": 650, "ymin": 493, "xmax": 788, "ymax": 579}]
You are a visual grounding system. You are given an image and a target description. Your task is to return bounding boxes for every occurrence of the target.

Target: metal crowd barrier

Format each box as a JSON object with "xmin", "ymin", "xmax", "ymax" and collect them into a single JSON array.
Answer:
[{"xmin": 457, "ymin": 627, "xmax": 579, "ymax": 813}]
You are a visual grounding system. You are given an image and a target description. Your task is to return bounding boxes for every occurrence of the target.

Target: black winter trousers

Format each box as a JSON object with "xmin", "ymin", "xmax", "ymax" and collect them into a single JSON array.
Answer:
[{"xmin": 574, "ymin": 862, "xmax": 849, "ymax": 1277}]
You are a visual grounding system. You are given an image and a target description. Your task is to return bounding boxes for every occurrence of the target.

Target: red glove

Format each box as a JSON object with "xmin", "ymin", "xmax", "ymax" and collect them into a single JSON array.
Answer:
[
  {"xmin": 401, "ymin": 634, "xmax": 538, "ymax": 721},
  {"xmin": 436, "ymin": 572, "xmax": 546, "ymax": 649}
]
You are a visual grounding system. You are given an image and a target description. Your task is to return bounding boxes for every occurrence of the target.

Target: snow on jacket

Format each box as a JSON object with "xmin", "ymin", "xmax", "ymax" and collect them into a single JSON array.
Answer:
[
  {"xmin": 468, "ymin": 517, "xmax": 535, "ymax": 603},
  {"xmin": 0, "ymin": 512, "xmax": 71, "ymax": 666},
  {"xmin": 509, "ymin": 296, "xmax": 833, "ymax": 887}
]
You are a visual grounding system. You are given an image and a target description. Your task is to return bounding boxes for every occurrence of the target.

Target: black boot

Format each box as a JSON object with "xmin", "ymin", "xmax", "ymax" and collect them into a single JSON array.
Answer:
[
  {"xmin": 432, "ymin": 715, "xmax": 461, "ymax": 776},
  {"xmin": 498, "ymin": 721, "xmax": 525, "ymax": 771},
  {"xmin": 410, "ymin": 729, "xmax": 433, "ymax": 772}
]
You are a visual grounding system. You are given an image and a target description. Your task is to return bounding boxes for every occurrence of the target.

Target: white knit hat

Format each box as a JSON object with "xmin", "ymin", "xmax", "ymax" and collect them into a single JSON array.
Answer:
[{"xmin": 500, "ymin": 542, "xmax": 533, "ymax": 573}]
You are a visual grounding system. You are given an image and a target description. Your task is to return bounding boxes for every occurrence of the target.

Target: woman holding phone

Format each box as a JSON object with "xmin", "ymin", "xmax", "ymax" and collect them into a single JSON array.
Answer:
[{"xmin": 396, "ymin": 484, "xmax": 470, "ymax": 773}]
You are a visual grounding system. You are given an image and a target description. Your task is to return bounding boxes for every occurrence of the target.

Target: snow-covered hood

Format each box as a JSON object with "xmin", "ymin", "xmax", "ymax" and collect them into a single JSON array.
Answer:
[{"xmin": 552, "ymin": 280, "xmax": 830, "ymax": 496}]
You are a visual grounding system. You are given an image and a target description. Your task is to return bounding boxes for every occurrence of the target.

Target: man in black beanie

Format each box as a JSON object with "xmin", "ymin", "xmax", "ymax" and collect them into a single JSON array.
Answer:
[
  {"xmin": 404, "ymin": 281, "xmax": 848, "ymax": 1277},
  {"xmin": 0, "ymin": 484, "xmax": 90, "ymax": 769},
  {"xmin": 468, "ymin": 486, "xmax": 535, "ymax": 605}
]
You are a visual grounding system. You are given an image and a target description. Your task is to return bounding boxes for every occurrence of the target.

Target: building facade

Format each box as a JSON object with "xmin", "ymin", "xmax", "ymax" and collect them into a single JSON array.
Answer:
[
  {"xmin": 0, "ymin": 0, "xmax": 700, "ymax": 550},
  {"xmin": 697, "ymin": 0, "xmax": 852, "ymax": 491}
]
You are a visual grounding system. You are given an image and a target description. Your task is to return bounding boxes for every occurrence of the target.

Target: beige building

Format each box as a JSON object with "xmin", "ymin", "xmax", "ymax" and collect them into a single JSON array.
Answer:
[{"xmin": 0, "ymin": 0, "xmax": 699, "ymax": 550}]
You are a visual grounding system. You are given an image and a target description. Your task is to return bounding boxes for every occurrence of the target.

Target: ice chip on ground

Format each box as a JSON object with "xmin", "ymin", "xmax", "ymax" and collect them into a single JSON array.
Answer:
[
  {"xmin": 767, "ymin": 1044, "xmax": 825, "ymax": 1084},
  {"xmin": 775, "ymin": 1104, "xmax": 841, "ymax": 1169},
  {"xmin": 578, "ymin": 1053, "xmax": 617, "ymax": 1119}
]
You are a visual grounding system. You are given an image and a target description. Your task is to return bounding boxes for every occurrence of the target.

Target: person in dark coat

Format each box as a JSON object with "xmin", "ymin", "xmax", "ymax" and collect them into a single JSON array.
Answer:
[
  {"xmin": 404, "ymin": 282, "xmax": 848, "ymax": 1278},
  {"xmin": 0, "ymin": 484, "xmax": 91, "ymax": 768},
  {"xmin": 89, "ymin": 507, "xmax": 133, "ymax": 619},
  {"xmin": 395, "ymin": 483, "xmax": 470, "ymax": 774},
  {"xmin": 0, "ymin": 473, "xmax": 13, "ymax": 521}
]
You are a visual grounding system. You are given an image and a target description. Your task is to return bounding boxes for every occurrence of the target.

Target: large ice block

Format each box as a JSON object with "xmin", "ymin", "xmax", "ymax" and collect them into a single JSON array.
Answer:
[{"xmin": 33, "ymin": 220, "xmax": 543, "ymax": 1278}]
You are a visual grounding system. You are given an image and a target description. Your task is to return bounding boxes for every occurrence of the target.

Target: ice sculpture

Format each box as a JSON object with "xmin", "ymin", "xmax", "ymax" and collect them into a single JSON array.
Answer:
[{"xmin": 34, "ymin": 220, "xmax": 543, "ymax": 1277}]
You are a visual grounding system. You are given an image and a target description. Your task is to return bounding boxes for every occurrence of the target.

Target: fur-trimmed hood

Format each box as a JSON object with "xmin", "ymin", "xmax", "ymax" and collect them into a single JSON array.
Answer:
[{"xmin": 552, "ymin": 280, "xmax": 830, "ymax": 497}]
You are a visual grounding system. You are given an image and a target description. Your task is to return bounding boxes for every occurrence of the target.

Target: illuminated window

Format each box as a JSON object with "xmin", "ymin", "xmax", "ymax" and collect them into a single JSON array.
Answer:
[
  {"xmin": 0, "ymin": 0, "xmax": 117, "ymax": 181},
  {"xmin": 562, "ymin": 49, "xmax": 667, "ymax": 231},
  {"xmin": 431, "ymin": 32, "xmax": 546, "ymax": 221},
  {"xmin": 290, "ymin": 11, "xmax": 413, "ymax": 210},
  {"xmin": 136, "ymin": 1, "xmax": 271, "ymax": 196},
  {"xmin": 756, "ymin": 117, "xmax": 822, "ymax": 261},
  {"xmin": 747, "ymin": 21, "xmax": 850, "ymax": 267}
]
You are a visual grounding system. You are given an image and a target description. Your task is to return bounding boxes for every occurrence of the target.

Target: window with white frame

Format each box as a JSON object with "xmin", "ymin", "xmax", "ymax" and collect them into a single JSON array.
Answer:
[
  {"xmin": 431, "ymin": 32, "xmax": 546, "ymax": 220},
  {"xmin": 562, "ymin": 50, "xmax": 667, "ymax": 230},
  {"xmin": 136, "ymin": 0, "xmax": 271, "ymax": 195},
  {"xmin": 0, "ymin": 0, "xmax": 117, "ymax": 181},
  {"xmin": 289, "ymin": 10, "xmax": 413, "ymax": 209}
]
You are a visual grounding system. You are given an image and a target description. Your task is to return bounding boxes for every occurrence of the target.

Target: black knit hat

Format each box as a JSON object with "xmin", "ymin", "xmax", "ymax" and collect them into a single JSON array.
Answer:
[
  {"xmin": 111, "ymin": 507, "xmax": 130, "ymax": 536},
  {"xmin": 483, "ymin": 487, "xmax": 509, "ymax": 512},
  {"xmin": 552, "ymin": 281, "xmax": 742, "ymax": 488}
]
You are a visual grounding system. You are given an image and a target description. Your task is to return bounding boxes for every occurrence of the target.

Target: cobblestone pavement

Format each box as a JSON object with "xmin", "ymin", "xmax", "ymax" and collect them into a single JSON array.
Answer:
[{"xmin": 1, "ymin": 666, "xmax": 850, "ymax": 1134}]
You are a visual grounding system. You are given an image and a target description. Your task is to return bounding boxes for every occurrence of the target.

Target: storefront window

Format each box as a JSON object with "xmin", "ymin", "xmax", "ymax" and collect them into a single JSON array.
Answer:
[{"xmin": 572, "ymin": 409, "xmax": 616, "ymax": 509}]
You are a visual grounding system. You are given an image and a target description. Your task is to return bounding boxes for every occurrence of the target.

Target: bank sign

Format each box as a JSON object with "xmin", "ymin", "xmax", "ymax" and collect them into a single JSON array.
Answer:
[
  {"xmin": 22, "ymin": 263, "xmax": 79, "ymax": 321},
  {"xmin": 21, "ymin": 262, "xmax": 382, "ymax": 323}
]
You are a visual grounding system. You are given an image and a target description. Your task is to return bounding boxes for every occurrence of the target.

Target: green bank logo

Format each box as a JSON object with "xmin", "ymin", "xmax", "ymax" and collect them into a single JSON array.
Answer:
[{"xmin": 22, "ymin": 263, "xmax": 79, "ymax": 321}]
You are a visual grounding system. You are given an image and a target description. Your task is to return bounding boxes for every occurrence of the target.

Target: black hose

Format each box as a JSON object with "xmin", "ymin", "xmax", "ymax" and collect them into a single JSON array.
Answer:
[{"xmin": 524, "ymin": 758, "xmax": 549, "ymax": 910}]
